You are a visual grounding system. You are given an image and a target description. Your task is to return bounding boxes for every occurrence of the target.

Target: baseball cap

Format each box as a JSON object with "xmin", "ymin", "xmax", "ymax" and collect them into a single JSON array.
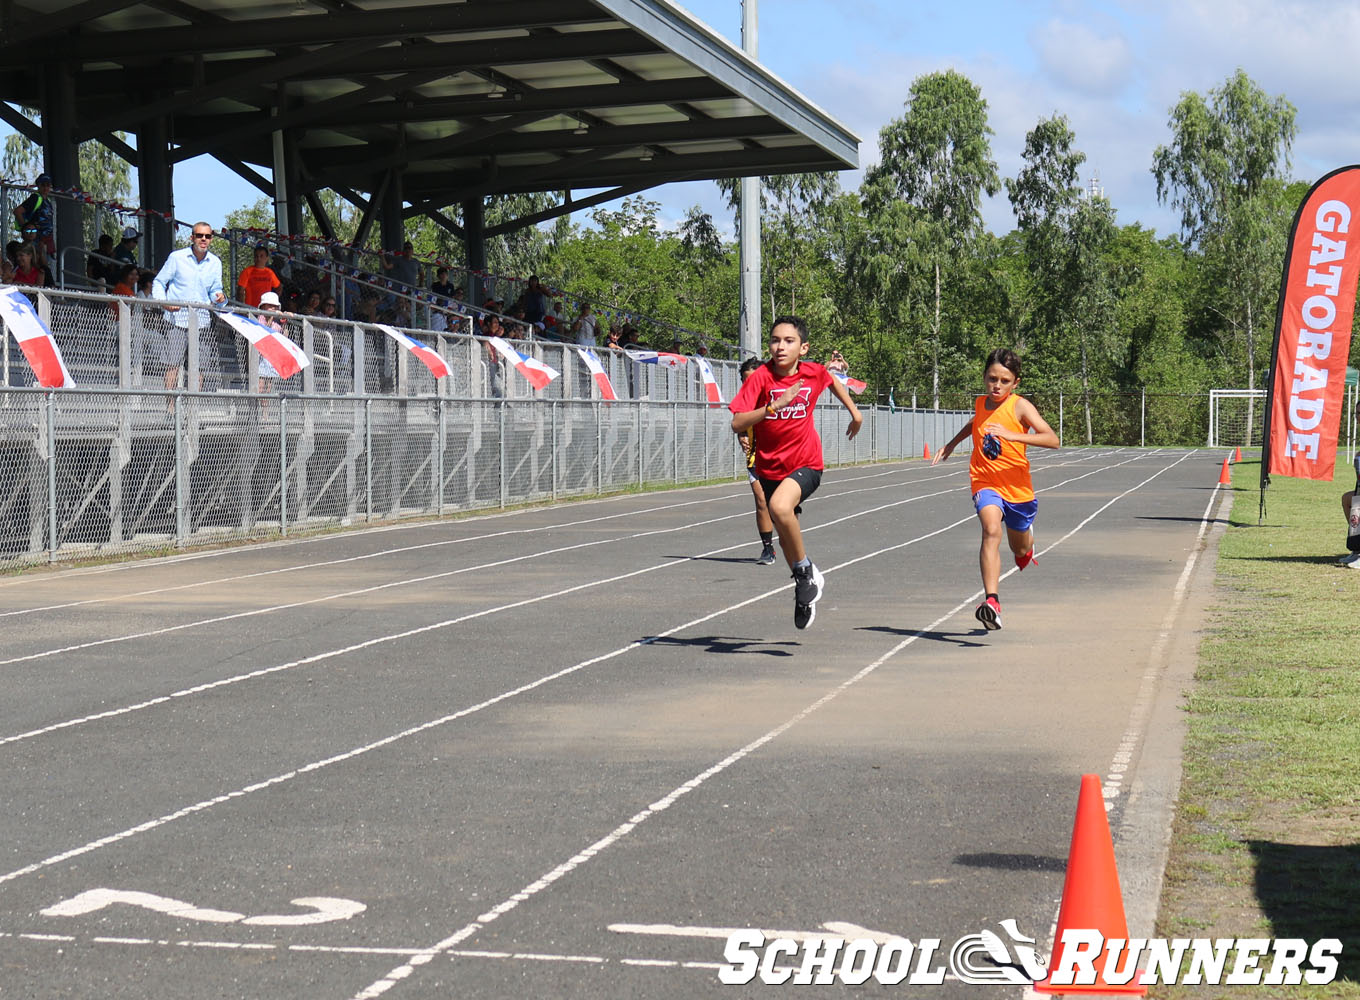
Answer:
[
  {"xmin": 35, "ymin": 173, "xmax": 51, "ymax": 185},
  {"xmin": 259, "ymin": 291, "xmax": 281, "ymax": 307},
  {"xmin": 122, "ymin": 226, "xmax": 140, "ymax": 239}
]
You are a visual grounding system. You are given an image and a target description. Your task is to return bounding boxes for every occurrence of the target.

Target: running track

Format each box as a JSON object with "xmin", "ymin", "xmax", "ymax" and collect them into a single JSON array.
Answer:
[{"xmin": 0, "ymin": 447, "xmax": 1229, "ymax": 998}]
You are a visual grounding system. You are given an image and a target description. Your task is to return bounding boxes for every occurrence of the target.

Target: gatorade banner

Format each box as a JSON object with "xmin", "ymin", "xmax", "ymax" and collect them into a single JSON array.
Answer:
[
  {"xmin": 0, "ymin": 288, "xmax": 73, "ymax": 387},
  {"xmin": 1262, "ymin": 165, "xmax": 1360, "ymax": 483}
]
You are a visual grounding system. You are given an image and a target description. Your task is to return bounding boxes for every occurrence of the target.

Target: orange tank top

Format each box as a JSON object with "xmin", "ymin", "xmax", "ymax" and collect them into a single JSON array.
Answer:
[{"xmin": 969, "ymin": 393, "xmax": 1034, "ymax": 502}]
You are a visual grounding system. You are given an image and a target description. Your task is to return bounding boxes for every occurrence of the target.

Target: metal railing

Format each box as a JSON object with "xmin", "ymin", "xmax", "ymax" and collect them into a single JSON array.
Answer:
[{"xmin": 0, "ymin": 385, "xmax": 968, "ymax": 567}]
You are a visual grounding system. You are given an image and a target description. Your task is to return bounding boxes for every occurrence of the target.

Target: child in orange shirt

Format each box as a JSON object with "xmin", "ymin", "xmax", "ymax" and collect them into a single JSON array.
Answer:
[{"xmin": 933, "ymin": 348, "xmax": 1059, "ymax": 630}]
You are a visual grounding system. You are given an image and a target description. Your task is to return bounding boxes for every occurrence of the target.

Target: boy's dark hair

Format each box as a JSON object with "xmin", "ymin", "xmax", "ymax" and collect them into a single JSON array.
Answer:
[
  {"xmin": 739, "ymin": 357, "xmax": 763, "ymax": 377},
  {"xmin": 985, "ymin": 347, "xmax": 1022, "ymax": 380},
  {"xmin": 769, "ymin": 315, "xmax": 808, "ymax": 342}
]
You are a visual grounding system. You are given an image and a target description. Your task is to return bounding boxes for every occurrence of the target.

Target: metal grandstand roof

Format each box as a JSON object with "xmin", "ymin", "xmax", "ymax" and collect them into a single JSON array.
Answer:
[{"xmin": 0, "ymin": 0, "xmax": 858, "ymax": 224}]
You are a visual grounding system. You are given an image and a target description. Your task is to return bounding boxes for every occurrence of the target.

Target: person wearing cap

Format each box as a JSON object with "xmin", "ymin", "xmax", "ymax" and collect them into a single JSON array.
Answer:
[
  {"xmin": 114, "ymin": 226, "xmax": 140, "ymax": 267},
  {"xmin": 254, "ymin": 290, "xmax": 288, "ymax": 395},
  {"xmin": 13, "ymin": 174, "xmax": 55, "ymax": 256},
  {"xmin": 237, "ymin": 245, "xmax": 281, "ymax": 308}
]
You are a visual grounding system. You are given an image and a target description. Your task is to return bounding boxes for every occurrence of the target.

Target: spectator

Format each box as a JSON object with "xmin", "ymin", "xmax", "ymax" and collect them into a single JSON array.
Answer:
[
  {"xmin": 317, "ymin": 296, "xmax": 339, "ymax": 323},
  {"xmin": 255, "ymin": 290, "xmax": 287, "ymax": 395},
  {"xmin": 383, "ymin": 240, "xmax": 421, "ymax": 289},
  {"xmin": 1340, "ymin": 459, "xmax": 1360, "ymax": 568},
  {"xmin": 0, "ymin": 253, "xmax": 12, "ymax": 284},
  {"xmin": 5, "ymin": 240, "xmax": 20, "ymax": 270},
  {"xmin": 605, "ymin": 325, "xmax": 622, "ymax": 350},
  {"xmin": 522, "ymin": 274, "xmax": 547, "ymax": 325},
  {"xmin": 618, "ymin": 324, "xmax": 643, "ymax": 349},
  {"xmin": 135, "ymin": 269, "xmax": 155, "ymax": 298},
  {"xmin": 237, "ymin": 245, "xmax": 281, "ymax": 307},
  {"xmin": 10, "ymin": 244, "xmax": 47, "ymax": 287},
  {"xmin": 152, "ymin": 221, "xmax": 225, "ymax": 392},
  {"xmin": 481, "ymin": 313, "xmax": 505, "ymax": 398},
  {"xmin": 108, "ymin": 262, "xmax": 137, "ymax": 321},
  {"xmin": 110, "ymin": 262, "xmax": 138, "ymax": 298},
  {"xmin": 544, "ymin": 298, "xmax": 565, "ymax": 334},
  {"xmin": 430, "ymin": 266, "xmax": 456, "ymax": 303},
  {"xmin": 91, "ymin": 233, "xmax": 117, "ymax": 286},
  {"xmin": 826, "ymin": 349, "xmax": 849, "ymax": 375},
  {"xmin": 115, "ymin": 226, "xmax": 140, "ymax": 267},
  {"xmin": 570, "ymin": 302, "xmax": 598, "ymax": 346},
  {"xmin": 12, "ymin": 174, "xmax": 55, "ymax": 256}
]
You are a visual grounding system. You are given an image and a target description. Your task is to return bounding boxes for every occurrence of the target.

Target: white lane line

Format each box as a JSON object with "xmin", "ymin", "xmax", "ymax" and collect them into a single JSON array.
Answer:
[
  {"xmin": 350, "ymin": 453, "xmax": 1195, "ymax": 1000},
  {"xmin": 1023, "ymin": 478, "xmax": 1226, "ymax": 1000},
  {"xmin": 0, "ymin": 452, "xmax": 1169, "ymax": 893},
  {"xmin": 0, "ymin": 453, "xmax": 1144, "ymax": 750},
  {"xmin": 0, "ymin": 460, "xmax": 936, "ymax": 613},
  {"xmin": 0, "ymin": 448, "xmax": 1105, "ymax": 618},
  {"xmin": 0, "ymin": 928, "xmax": 734, "ymax": 972}
]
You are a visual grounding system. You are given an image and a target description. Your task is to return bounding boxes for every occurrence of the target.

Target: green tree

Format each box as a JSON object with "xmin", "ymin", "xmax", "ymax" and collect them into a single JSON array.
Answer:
[
  {"xmin": 867, "ymin": 70, "xmax": 999, "ymax": 406},
  {"xmin": 4, "ymin": 107, "xmax": 134, "ymax": 247},
  {"xmin": 1151, "ymin": 69, "xmax": 1298, "ymax": 440}
]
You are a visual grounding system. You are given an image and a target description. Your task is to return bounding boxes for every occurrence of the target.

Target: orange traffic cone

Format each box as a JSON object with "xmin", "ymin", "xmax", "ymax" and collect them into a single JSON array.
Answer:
[
  {"xmin": 1032, "ymin": 774, "xmax": 1146, "ymax": 995},
  {"xmin": 1218, "ymin": 457, "xmax": 1231, "ymax": 486},
  {"xmin": 923, "ymin": 442, "xmax": 931, "ymax": 460},
  {"xmin": 1234, "ymin": 446, "xmax": 1242, "ymax": 463}
]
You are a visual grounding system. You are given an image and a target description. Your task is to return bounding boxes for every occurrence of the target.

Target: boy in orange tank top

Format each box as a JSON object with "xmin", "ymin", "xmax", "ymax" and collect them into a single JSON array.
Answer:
[{"xmin": 932, "ymin": 348, "xmax": 1059, "ymax": 630}]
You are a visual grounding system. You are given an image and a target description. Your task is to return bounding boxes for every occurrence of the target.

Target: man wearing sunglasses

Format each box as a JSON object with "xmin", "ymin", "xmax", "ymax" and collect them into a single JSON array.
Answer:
[{"xmin": 152, "ymin": 223, "xmax": 226, "ymax": 391}]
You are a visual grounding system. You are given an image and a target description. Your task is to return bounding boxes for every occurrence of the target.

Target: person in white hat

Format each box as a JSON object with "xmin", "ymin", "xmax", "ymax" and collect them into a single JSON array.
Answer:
[{"xmin": 255, "ymin": 291, "xmax": 287, "ymax": 394}]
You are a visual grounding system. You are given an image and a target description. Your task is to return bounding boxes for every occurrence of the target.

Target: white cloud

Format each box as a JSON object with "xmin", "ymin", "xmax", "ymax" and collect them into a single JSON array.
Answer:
[{"xmin": 1031, "ymin": 19, "xmax": 1134, "ymax": 96}]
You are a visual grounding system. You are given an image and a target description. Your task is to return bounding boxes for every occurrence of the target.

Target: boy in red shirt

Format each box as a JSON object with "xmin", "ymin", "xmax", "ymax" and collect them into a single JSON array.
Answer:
[{"xmin": 730, "ymin": 316, "xmax": 862, "ymax": 629}]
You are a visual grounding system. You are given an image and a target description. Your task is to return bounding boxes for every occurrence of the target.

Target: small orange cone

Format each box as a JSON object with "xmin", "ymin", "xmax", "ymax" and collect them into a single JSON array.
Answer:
[
  {"xmin": 923, "ymin": 442, "xmax": 931, "ymax": 460},
  {"xmin": 1218, "ymin": 457, "xmax": 1231, "ymax": 485},
  {"xmin": 1234, "ymin": 446, "xmax": 1242, "ymax": 463},
  {"xmin": 1032, "ymin": 774, "xmax": 1146, "ymax": 995}
]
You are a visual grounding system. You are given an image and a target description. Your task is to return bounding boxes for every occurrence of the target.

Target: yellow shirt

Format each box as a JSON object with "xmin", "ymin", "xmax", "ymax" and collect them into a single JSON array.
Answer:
[{"xmin": 969, "ymin": 393, "xmax": 1034, "ymax": 502}]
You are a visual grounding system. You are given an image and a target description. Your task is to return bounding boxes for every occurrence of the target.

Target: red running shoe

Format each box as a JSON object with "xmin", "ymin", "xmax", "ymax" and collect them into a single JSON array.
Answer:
[
  {"xmin": 975, "ymin": 596, "xmax": 1002, "ymax": 631},
  {"xmin": 1015, "ymin": 548, "xmax": 1036, "ymax": 571}
]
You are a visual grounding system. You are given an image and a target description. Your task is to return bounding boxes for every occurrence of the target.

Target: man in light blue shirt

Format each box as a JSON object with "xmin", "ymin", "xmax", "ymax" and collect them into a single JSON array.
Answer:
[{"xmin": 153, "ymin": 221, "xmax": 225, "ymax": 389}]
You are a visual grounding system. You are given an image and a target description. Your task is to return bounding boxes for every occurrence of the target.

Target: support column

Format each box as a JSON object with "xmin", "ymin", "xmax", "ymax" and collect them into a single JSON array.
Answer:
[
  {"xmin": 738, "ymin": 0, "xmax": 761, "ymax": 360},
  {"xmin": 138, "ymin": 115, "xmax": 174, "ymax": 268},
  {"xmin": 41, "ymin": 63, "xmax": 83, "ymax": 262},
  {"xmin": 380, "ymin": 170, "xmax": 405, "ymax": 252},
  {"xmin": 462, "ymin": 197, "xmax": 486, "ymax": 304}
]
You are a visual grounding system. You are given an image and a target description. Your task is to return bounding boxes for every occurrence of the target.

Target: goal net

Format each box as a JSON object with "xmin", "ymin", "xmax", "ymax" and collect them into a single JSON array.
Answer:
[{"xmin": 1208, "ymin": 389, "xmax": 1266, "ymax": 449}]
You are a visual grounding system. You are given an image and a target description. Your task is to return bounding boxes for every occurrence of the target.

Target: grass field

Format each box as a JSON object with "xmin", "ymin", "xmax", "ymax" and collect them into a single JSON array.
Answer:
[{"xmin": 1153, "ymin": 455, "xmax": 1360, "ymax": 999}]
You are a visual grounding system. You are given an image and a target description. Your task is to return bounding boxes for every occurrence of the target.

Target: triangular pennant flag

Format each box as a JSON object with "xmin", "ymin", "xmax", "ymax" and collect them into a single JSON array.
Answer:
[
  {"xmin": 693, "ymin": 355, "xmax": 723, "ymax": 404},
  {"xmin": 625, "ymin": 349, "xmax": 688, "ymax": 368},
  {"xmin": 575, "ymin": 346, "xmax": 617, "ymax": 401},
  {"xmin": 0, "ymin": 288, "xmax": 74, "ymax": 387},
  {"xmin": 488, "ymin": 336, "xmax": 559, "ymax": 390},
  {"xmin": 219, "ymin": 312, "xmax": 310, "ymax": 380},
  {"xmin": 378, "ymin": 324, "xmax": 450, "ymax": 379},
  {"xmin": 831, "ymin": 369, "xmax": 867, "ymax": 394}
]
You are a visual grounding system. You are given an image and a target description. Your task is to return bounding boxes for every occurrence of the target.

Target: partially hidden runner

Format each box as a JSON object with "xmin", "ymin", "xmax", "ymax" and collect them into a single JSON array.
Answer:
[
  {"xmin": 730, "ymin": 316, "xmax": 862, "ymax": 630},
  {"xmin": 738, "ymin": 357, "xmax": 777, "ymax": 566},
  {"xmin": 933, "ymin": 347, "xmax": 1059, "ymax": 631}
]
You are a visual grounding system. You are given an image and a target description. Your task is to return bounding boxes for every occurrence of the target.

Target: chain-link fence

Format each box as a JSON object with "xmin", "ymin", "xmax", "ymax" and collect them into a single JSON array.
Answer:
[{"xmin": 0, "ymin": 386, "xmax": 969, "ymax": 567}]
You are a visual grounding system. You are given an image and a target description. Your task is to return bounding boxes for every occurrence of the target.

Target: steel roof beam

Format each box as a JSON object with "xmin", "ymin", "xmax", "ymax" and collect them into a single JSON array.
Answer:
[{"xmin": 6, "ymin": 0, "xmax": 613, "ymax": 64}]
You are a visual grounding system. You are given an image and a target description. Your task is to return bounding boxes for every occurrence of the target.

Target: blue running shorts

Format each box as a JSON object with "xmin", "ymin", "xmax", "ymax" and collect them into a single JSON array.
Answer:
[{"xmin": 973, "ymin": 488, "xmax": 1038, "ymax": 533}]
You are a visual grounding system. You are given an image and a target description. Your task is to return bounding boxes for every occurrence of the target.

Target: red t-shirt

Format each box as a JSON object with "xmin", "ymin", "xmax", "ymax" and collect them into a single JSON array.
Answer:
[
  {"xmin": 237, "ymin": 265, "xmax": 281, "ymax": 307},
  {"xmin": 729, "ymin": 360, "xmax": 832, "ymax": 480}
]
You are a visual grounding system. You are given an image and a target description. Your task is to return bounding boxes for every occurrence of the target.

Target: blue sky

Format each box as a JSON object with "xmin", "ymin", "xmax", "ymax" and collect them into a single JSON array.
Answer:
[{"xmin": 7, "ymin": 0, "xmax": 1359, "ymax": 241}]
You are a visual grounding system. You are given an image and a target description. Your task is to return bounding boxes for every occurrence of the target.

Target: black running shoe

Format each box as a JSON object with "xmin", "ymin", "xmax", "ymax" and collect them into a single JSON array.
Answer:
[
  {"xmin": 792, "ymin": 562, "xmax": 824, "ymax": 630},
  {"xmin": 757, "ymin": 544, "xmax": 777, "ymax": 566}
]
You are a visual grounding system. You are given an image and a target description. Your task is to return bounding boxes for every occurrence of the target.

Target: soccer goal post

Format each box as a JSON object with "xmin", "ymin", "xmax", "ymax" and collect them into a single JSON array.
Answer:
[{"xmin": 1208, "ymin": 389, "xmax": 1267, "ymax": 449}]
